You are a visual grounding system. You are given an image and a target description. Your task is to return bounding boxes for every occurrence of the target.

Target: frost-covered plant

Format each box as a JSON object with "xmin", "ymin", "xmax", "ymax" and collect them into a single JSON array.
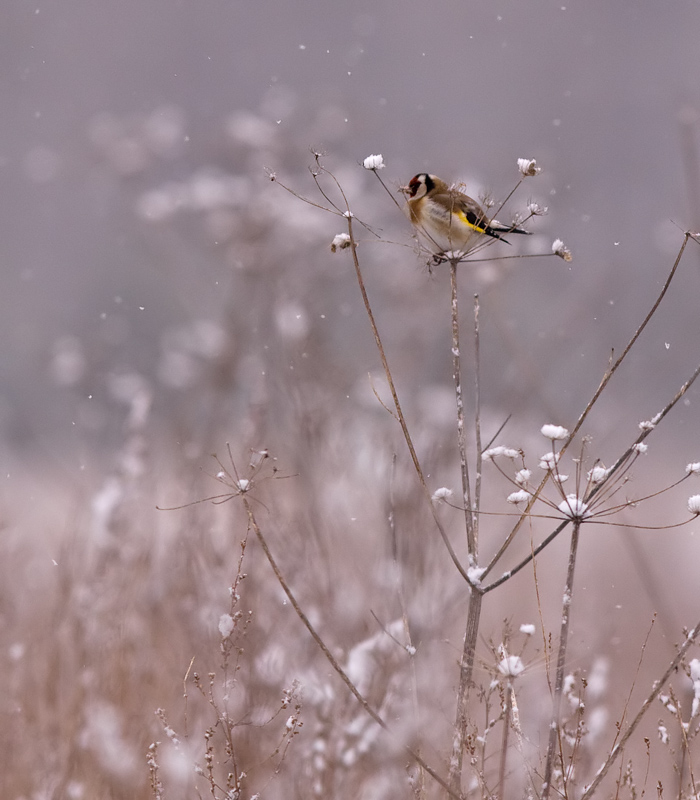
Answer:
[
  {"xmin": 264, "ymin": 155, "xmax": 700, "ymax": 799},
  {"xmin": 149, "ymin": 148, "xmax": 700, "ymax": 800},
  {"xmin": 150, "ymin": 527, "xmax": 303, "ymax": 799}
]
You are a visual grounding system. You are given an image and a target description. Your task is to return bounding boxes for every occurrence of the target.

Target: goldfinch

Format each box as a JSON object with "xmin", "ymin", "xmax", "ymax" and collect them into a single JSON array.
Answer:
[{"xmin": 404, "ymin": 173, "xmax": 531, "ymax": 255}]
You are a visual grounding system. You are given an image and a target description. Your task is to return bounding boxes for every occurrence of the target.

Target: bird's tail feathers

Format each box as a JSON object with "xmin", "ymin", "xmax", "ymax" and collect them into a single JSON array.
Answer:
[{"xmin": 488, "ymin": 219, "xmax": 532, "ymax": 236}]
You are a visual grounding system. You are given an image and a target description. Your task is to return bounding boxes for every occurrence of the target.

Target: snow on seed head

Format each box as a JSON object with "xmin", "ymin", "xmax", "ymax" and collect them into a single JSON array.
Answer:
[
  {"xmin": 558, "ymin": 494, "xmax": 591, "ymax": 521},
  {"xmin": 541, "ymin": 424, "xmax": 569, "ymax": 441}
]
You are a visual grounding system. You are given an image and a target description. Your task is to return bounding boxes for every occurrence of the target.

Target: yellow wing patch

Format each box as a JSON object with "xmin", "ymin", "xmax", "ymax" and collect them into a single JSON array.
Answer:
[{"xmin": 453, "ymin": 207, "xmax": 487, "ymax": 233}]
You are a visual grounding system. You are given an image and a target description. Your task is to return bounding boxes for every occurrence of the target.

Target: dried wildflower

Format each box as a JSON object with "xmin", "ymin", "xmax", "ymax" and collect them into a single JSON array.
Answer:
[
  {"xmin": 515, "ymin": 468, "xmax": 531, "ymax": 485},
  {"xmin": 539, "ymin": 451, "xmax": 560, "ymax": 470},
  {"xmin": 588, "ymin": 464, "xmax": 610, "ymax": 484},
  {"xmin": 218, "ymin": 613, "xmax": 235, "ymax": 638},
  {"xmin": 498, "ymin": 654, "xmax": 525, "ymax": 677},
  {"xmin": 558, "ymin": 494, "xmax": 591, "ymax": 521},
  {"xmin": 507, "ymin": 490, "xmax": 531, "ymax": 505},
  {"xmin": 632, "ymin": 443, "xmax": 648, "ymax": 455},
  {"xmin": 686, "ymin": 462, "xmax": 700, "ymax": 475},
  {"xmin": 541, "ymin": 424, "xmax": 569, "ymax": 441},
  {"xmin": 527, "ymin": 200, "xmax": 548, "ymax": 216},
  {"xmin": 517, "ymin": 158, "xmax": 541, "ymax": 177},
  {"xmin": 330, "ymin": 233, "xmax": 351, "ymax": 252},
  {"xmin": 552, "ymin": 238, "xmax": 573, "ymax": 262},
  {"xmin": 483, "ymin": 446, "xmax": 521, "ymax": 461},
  {"xmin": 688, "ymin": 495, "xmax": 700, "ymax": 515},
  {"xmin": 431, "ymin": 486, "xmax": 453, "ymax": 502},
  {"xmin": 363, "ymin": 153, "xmax": 385, "ymax": 171}
]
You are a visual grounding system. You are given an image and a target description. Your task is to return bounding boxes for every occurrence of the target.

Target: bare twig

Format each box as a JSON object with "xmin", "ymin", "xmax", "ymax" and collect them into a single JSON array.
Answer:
[
  {"xmin": 343, "ymin": 213, "xmax": 473, "ymax": 585},
  {"xmin": 386, "ymin": 453, "xmax": 426, "ymax": 796},
  {"xmin": 473, "ymin": 294, "xmax": 483, "ymax": 550},
  {"xmin": 498, "ymin": 678, "xmax": 514, "ymax": 800},
  {"xmin": 671, "ymin": 687, "xmax": 699, "ymax": 799},
  {"xmin": 483, "ymin": 357, "xmax": 700, "ymax": 594},
  {"xmin": 481, "ymin": 231, "xmax": 694, "ymax": 583},
  {"xmin": 449, "ymin": 260, "xmax": 476, "ymax": 555},
  {"xmin": 448, "ymin": 590, "xmax": 484, "ymax": 792},
  {"xmin": 541, "ymin": 519, "xmax": 581, "ymax": 800},
  {"xmin": 580, "ymin": 621, "xmax": 700, "ymax": 800},
  {"xmin": 242, "ymin": 497, "xmax": 464, "ymax": 800}
]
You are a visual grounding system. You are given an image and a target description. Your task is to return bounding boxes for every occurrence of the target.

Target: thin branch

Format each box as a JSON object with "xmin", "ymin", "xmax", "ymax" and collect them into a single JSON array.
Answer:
[
  {"xmin": 580, "ymin": 621, "xmax": 700, "ymax": 800},
  {"xmin": 269, "ymin": 173, "xmax": 343, "ymax": 216},
  {"xmin": 456, "ymin": 252, "xmax": 561, "ymax": 264},
  {"xmin": 386, "ymin": 453, "xmax": 426, "ymax": 795},
  {"xmin": 608, "ymin": 616, "xmax": 656, "ymax": 754},
  {"xmin": 541, "ymin": 520, "xmax": 582, "ymax": 800},
  {"xmin": 562, "ymin": 230, "xmax": 693, "ymax": 451},
  {"xmin": 344, "ymin": 213, "xmax": 474, "ymax": 585},
  {"xmin": 481, "ymin": 232, "xmax": 693, "ymax": 582},
  {"xmin": 473, "ymin": 294, "xmax": 483, "ymax": 550},
  {"xmin": 450, "ymin": 260, "xmax": 476, "ymax": 555},
  {"xmin": 448, "ymin": 589, "xmax": 484, "ymax": 792},
  {"xmin": 490, "ymin": 177, "xmax": 525, "ymax": 221},
  {"xmin": 371, "ymin": 170, "xmax": 408, "ymax": 214},
  {"xmin": 242, "ymin": 498, "xmax": 464, "ymax": 800},
  {"xmin": 498, "ymin": 679, "xmax": 514, "ymax": 800},
  {"xmin": 483, "ymin": 349, "xmax": 700, "ymax": 592}
]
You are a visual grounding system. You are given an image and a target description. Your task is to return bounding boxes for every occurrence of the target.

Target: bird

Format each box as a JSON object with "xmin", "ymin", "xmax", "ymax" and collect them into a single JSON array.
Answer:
[{"xmin": 404, "ymin": 173, "xmax": 531, "ymax": 256}]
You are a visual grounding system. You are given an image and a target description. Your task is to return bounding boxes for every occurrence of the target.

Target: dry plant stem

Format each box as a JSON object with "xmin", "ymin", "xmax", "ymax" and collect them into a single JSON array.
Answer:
[
  {"xmin": 446, "ymin": 269, "xmax": 485, "ymax": 793},
  {"xmin": 372, "ymin": 170, "xmax": 408, "ymax": 215},
  {"xmin": 561, "ymin": 231, "xmax": 693, "ymax": 449},
  {"xmin": 449, "ymin": 260, "xmax": 476, "ymax": 555},
  {"xmin": 484, "ymin": 357, "xmax": 700, "ymax": 593},
  {"xmin": 388, "ymin": 454, "xmax": 425, "ymax": 794},
  {"xmin": 344, "ymin": 215, "xmax": 473, "ymax": 585},
  {"xmin": 541, "ymin": 519, "xmax": 581, "ymax": 800},
  {"xmin": 182, "ymin": 655, "xmax": 196, "ymax": 737},
  {"xmin": 448, "ymin": 589, "xmax": 484, "ymax": 793},
  {"xmin": 580, "ymin": 621, "xmax": 700, "ymax": 800},
  {"xmin": 491, "ymin": 177, "xmax": 525, "ymax": 221},
  {"xmin": 481, "ymin": 231, "xmax": 694, "ymax": 583},
  {"xmin": 473, "ymin": 294, "xmax": 483, "ymax": 548},
  {"xmin": 671, "ymin": 688, "xmax": 698, "ymax": 799},
  {"xmin": 242, "ymin": 497, "xmax": 464, "ymax": 800},
  {"xmin": 498, "ymin": 682, "xmax": 513, "ymax": 800},
  {"xmin": 608, "ymin": 616, "xmax": 656, "ymax": 757}
]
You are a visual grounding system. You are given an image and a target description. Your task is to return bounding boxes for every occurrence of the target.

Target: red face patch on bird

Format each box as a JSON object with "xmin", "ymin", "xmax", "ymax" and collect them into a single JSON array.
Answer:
[{"xmin": 407, "ymin": 173, "xmax": 434, "ymax": 199}]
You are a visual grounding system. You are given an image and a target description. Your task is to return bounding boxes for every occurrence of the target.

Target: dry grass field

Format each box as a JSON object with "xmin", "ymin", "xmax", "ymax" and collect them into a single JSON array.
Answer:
[{"xmin": 4, "ymin": 135, "xmax": 700, "ymax": 799}]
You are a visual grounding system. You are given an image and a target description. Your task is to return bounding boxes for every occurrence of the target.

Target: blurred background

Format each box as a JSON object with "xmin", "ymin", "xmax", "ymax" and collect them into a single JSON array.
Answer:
[
  {"xmin": 4, "ymin": 0, "xmax": 700, "ymax": 464},
  {"xmin": 4, "ymin": 1, "xmax": 700, "ymax": 796}
]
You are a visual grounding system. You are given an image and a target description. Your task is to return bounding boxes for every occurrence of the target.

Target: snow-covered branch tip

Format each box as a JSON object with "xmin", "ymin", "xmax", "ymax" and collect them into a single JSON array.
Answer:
[
  {"xmin": 541, "ymin": 424, "xmax": 569, "ymax": 441},
  {"xmin": 363, "ymin": 154, "xmax": 385, "ymax": 171},
  {"xmin": 517, "ymin": 158, "xmax": 542, "ymax": 177},
  {"xmin": 330, "ymin": 233, "xmax": 351, "ymax": 252},
  {"xmin": 552, "ymin": 238, "xmax": 573, "ymax": 262},
  {"xmin": 688, "ymin": 495, "xmax": 700, "ymax": 515}
]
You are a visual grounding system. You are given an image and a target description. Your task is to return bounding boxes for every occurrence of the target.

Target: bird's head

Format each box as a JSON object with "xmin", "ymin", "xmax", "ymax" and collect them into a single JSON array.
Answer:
[{"xmin": 403, "ymin": 173, "xmax": 444, "ymax": 199}]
